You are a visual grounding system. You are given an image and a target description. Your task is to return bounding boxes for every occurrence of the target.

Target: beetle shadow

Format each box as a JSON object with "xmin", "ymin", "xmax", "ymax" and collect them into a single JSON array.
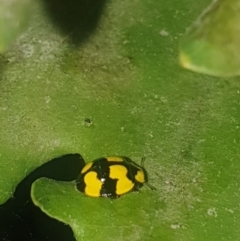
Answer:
[
  {"xmin": 41, "ymin": 0, "xmax": 108, "ymax": 46},
  {"xmin": 0, "ymin": 153, "xmax": 85, "ymax": 241}
]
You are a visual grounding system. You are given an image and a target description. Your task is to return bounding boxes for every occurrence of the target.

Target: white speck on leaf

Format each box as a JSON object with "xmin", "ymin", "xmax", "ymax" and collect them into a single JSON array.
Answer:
[
  {"xmin": 45, "ymin": 96, "xmax": 51, "ymax": 104},
  {"xmin": 225, "ymin": 208, "xmax": 234, "ymax": 214},
  {"xmin": 170, "ymin": 223, "xmax": 182, "ymax": 229},
  {"xmin": 160, "ymin": 96, "xmax": 167, "ymax": 103},
  {"xmin": 207, "ymin": 207, "xmax": 217, "ymax": 217},
  {"xmin": 159, "ymin": 29, "xmax": 169, "ymax": 36}
]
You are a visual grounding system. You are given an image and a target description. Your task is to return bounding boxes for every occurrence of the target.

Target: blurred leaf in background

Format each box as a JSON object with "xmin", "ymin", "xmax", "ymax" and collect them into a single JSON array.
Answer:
[
  {"xmin": 179, "ymin": 0, "xmax": 240, "ymax": 77},
  {"xmin": 0, "ymin": 0, "xmax": 34, "ymax": 52}
]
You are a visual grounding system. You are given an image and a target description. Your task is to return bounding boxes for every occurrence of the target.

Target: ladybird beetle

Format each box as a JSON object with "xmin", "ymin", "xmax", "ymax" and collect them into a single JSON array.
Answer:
[{"xmin": 76, "ymin": 156, "xmax": 155, "ymax": 198}]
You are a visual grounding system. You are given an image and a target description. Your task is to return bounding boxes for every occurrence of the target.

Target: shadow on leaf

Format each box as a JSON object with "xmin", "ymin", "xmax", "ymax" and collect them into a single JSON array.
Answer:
[
  {"xmin": 0, "ymin": 153, "xmax": 85, "ymax": 241},
  {"xmin": 41, "ymin": 0, "xmax": 107, "ymax": 46}
]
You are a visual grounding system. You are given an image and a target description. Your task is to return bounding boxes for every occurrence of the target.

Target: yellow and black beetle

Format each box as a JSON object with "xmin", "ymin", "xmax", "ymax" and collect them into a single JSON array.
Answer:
[{"xmin": 76, "ymin": 156, "xmax": 155, "ymax": 198}]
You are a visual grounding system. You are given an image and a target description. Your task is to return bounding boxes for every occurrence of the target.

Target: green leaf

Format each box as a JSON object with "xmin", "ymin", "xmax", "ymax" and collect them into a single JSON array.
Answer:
[
  {"xmin": 31, "ymin": 178, "xmax": 169, "ymax": 241},
  {"xmin": 179, "ymin": 0, "xmax": 240, "ymax": 77},
  {"xmin": 1, "ymin": 0, "xmax": 240, "ymax": 240},
  {"xmin": 0, "ymin": 0, "xmax": 34, "ymax": 52}
]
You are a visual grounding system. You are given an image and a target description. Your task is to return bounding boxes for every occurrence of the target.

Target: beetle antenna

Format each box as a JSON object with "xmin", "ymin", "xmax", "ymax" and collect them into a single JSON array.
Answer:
[
  {"xmin": 141, "ymin": 157, "xmax": 146, "ymax": 167},
  {"xmin": 145, "ymin": 182, "xmax": 157, "ymax": 191},
  {"xmin": 141, "ymin": 157, "xmax": 157, "ymax": 191}
]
